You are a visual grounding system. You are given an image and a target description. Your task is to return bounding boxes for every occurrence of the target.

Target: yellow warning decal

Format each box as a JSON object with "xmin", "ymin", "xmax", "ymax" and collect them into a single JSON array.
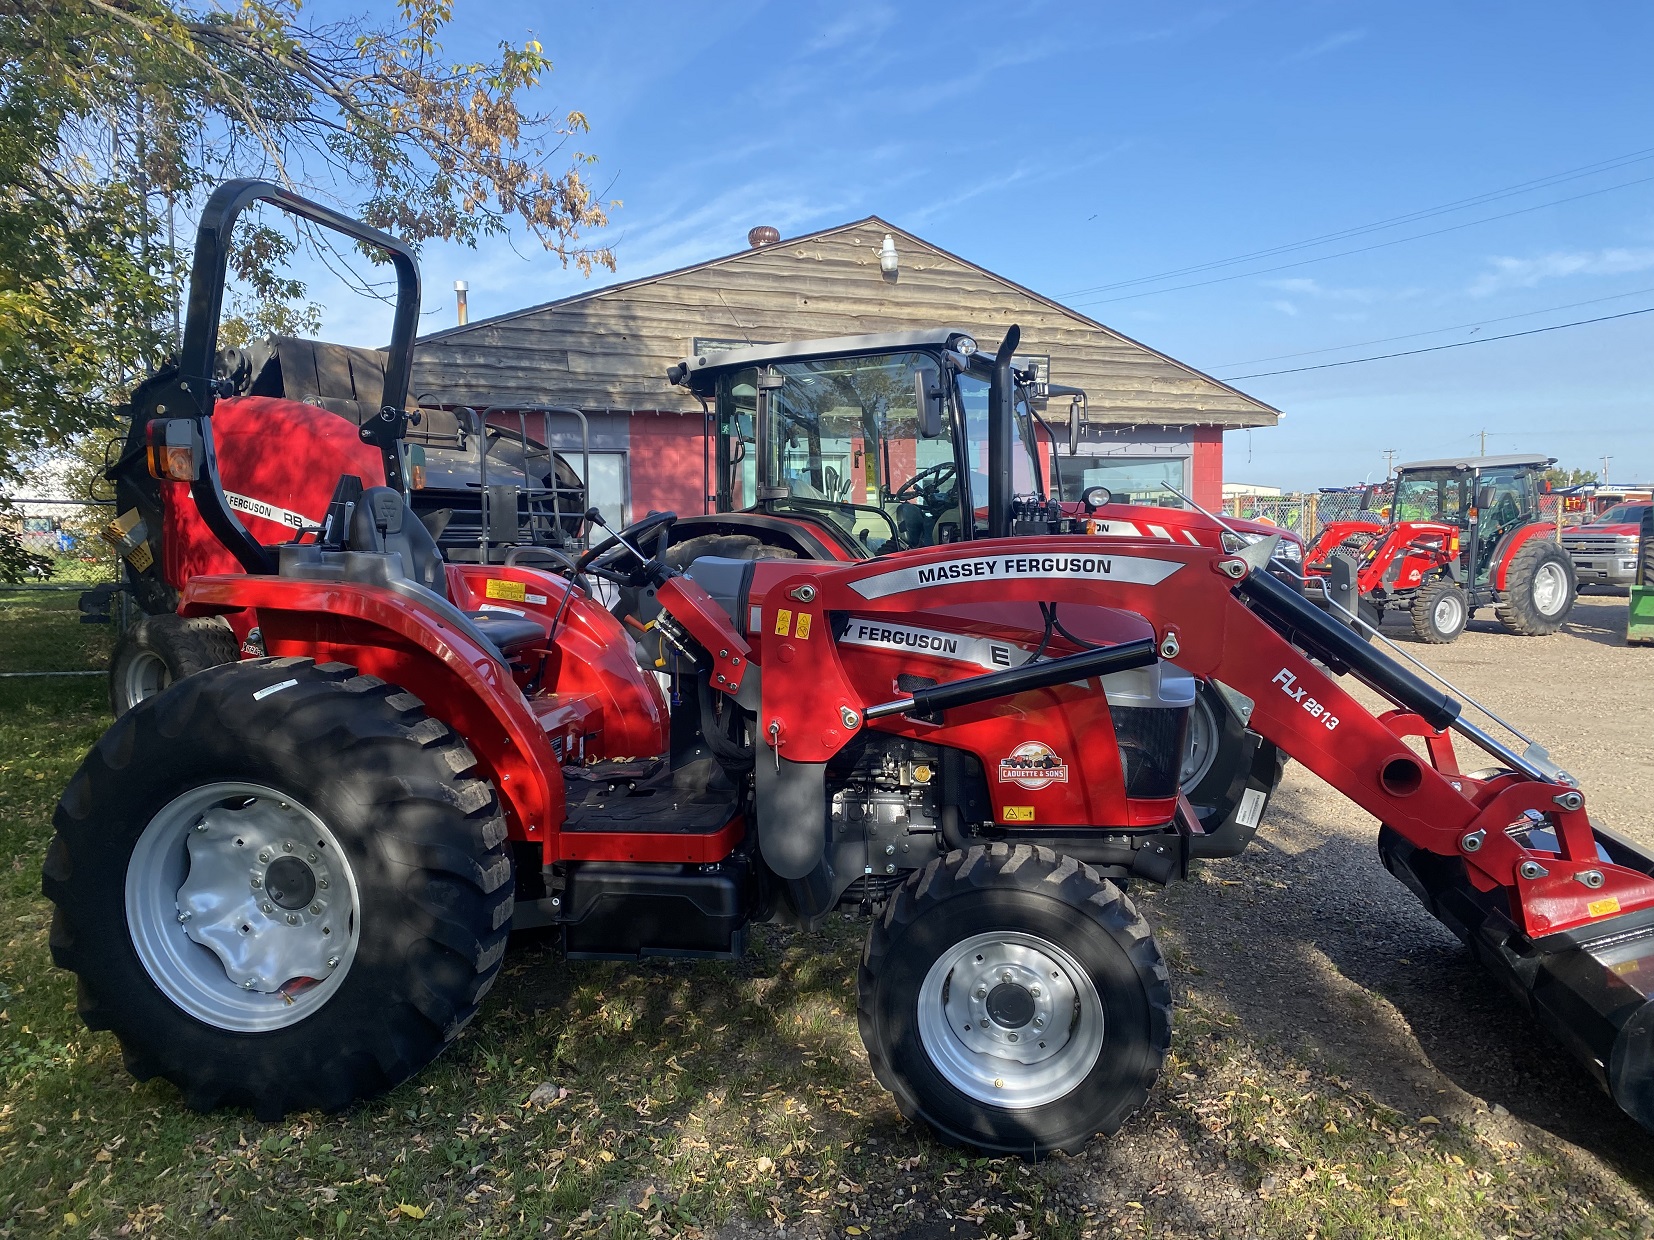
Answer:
[
  {"xmin": 1002, "ymin": 805, "xmax": 1036, "ymax": 823},
  {"xmin": 127, "ymin": 542, "xmax": 154, "ymax": 572},
  {"xmin": 485, "ymin": 579, "xmax": 528, "ymax": 602},
  {"xmin": 1589, "ymin": 896, "xmax": 1622, "ymax": 918},
  {"xmin": 794, "ymin": 612, "xmax": 813, "ymax": 639},
  {"xmin": 774, "ymin": 609, "xmax": 793, "ymax": 636}
]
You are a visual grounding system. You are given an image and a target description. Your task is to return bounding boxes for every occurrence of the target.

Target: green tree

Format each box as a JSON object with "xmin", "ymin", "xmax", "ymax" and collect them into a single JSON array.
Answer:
[
  {"xmin": 0, "ymin": 0, "xmax": 614, "ymax": 499},
  {"xmin": 1542, "ymin": 467, "xmax": 1599, "ymax": 489}
]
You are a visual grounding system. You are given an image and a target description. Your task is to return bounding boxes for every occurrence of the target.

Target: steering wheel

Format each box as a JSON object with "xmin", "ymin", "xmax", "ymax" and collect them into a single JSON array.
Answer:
[
  {"xmin": 894, "ymin": 462, "xmax": 957, "ymax": 506},
  {"xmin": 575, "ymin": 511, "xmax": 678, "ymax": 586}
]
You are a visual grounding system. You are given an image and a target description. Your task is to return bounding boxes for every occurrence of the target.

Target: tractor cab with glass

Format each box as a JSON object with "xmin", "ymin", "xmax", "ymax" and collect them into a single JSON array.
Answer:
[{"xmin": 668, "ymin": 329, "xmax": 1059, "ymax": 560}]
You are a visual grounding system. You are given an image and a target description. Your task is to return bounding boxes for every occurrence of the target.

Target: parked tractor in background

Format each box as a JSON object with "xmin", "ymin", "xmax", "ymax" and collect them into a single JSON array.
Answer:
[
  {"xmin": 45, "ymin": 181, "xmax": 1654, "ymax": 1154},
  {"xmin": 86, "ymin": 216, "xmax": 589, "ymax": 717},
  {"xmin": 1304, "ymin": 454, "xmax": 1576, "ymax": 643},
  {"xmin": 661, "ymin": 331, "xmax": 1303, "ymax": 849}
]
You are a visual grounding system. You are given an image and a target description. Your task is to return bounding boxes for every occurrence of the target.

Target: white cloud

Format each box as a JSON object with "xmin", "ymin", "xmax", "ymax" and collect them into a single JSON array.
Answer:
[
  {"xmin": 1260, "ymin": 276, "xmax": 1377, "ymax": 303},
  {"xmin": 1281, "ymin": 29, "xmax": 1368, "ymax": 65},
  {"xmin": 1469, "ymin": 247, "xmax": 1654, "ymax": 296},
  {"xmin": 1268, "ymin": 300, "xmax": 1300, "ymax": 316}
]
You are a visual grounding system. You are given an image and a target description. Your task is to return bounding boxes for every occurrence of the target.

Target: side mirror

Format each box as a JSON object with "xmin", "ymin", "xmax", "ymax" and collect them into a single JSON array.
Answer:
[
  {"xmin": 1476, "ymin": 484, "xmax": 1495, "ymax": 510},
  {"xmin": 1068, "ymin": 395, "xmax": 1084, "ymax": 456},
  {"xmin": 1082, "ymin": 484, "xmax": 1112, "ymax": 512},
  {"xmin": 915, "ymin": 370, "xmax": 943, "ymax": 439},
  {"xmin": 1359, "ymin": 484, "xmax": 1375, "ymax": 510}
]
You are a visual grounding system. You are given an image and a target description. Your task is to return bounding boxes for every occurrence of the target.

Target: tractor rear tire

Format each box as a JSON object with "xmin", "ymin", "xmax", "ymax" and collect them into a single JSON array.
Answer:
[
  {"xmin": 109, "ymin": 613, "xmax": 239, "ymax": 718},
  {"xmin": 1497, "ymin": 540, "xmax": 1577, "ymax": 636},
  {"xmin": 1411, "ymin": 581, "xmax": 1468, "ymax": 644},
  {"xmin": 43, "ymin": 657, "xmax": 512, "ymax": 1119},
  {"xmin": 858, "ymin": 844, "xmax": 1171, "ymax": 1157}
]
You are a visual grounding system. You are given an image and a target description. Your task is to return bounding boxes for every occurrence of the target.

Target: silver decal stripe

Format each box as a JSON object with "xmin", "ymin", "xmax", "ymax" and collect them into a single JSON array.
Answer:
[
  {"xmin": 838, "ymin": 621, "xmax": 1033, "ymax": 671},
  {"xmin": 224, "ymin": 490, "xmax": 314, "ymax": 531},
  {"xmin": 847, "ymin": 553, "xmax": 1183, "ymax": 600}
]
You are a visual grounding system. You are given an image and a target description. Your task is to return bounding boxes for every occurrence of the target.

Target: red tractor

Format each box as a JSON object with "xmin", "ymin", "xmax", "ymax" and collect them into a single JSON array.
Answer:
[
  {"xmin": 45, "ymin": 183, "xmax": 1654, "ymax": 1154},
  {"xmin": 1305, "ymin": 454, "xmax": 1577, "ymax": 643}
]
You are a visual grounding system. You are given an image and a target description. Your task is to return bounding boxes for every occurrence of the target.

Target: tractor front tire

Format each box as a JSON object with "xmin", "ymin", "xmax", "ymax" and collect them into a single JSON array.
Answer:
[
  {"xmin": 43, "ymin": 657, "xmax": 512, "ymax": 1119},
  {"xmin": 1497, "ymin": 540, "xmax": 1577, "ymax": 636},
  {"xmin": 1411, "ymin": 581, "xmax": 1468, "ymax": 644},
  {"xmin": 109, "ymin": 613, "xmax": 239, "ymax": 718},
  {"xmin": 858, "ymin": 844, "xmax": 1171, "ymax": 1156}
]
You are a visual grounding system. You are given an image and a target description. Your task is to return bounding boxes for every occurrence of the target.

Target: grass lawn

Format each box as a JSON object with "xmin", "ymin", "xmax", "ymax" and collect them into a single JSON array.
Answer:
[{"xmin": 0, "ymin": 589, "xmax": 1647, "ymax": 1238}]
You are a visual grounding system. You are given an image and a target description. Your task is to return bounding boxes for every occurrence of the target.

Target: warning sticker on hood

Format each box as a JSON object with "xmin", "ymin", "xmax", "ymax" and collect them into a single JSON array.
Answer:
[{"xmin": 848, "ymin": 552, "xmax": 1182, "ymax": 600}]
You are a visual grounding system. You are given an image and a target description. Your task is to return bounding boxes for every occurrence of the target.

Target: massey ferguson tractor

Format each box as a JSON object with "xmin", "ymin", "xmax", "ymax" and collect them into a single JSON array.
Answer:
[
  {"xmin": 1304, "ymin": 454, "xmax": 1577, "ymax": 643},
  {"xmin": 656, "ymin": 331, "xmax": 1303, "ymax": 848},
  {"xmin": 44, "ymin": 182, "xmax": 1654, "ymax": 1155}
]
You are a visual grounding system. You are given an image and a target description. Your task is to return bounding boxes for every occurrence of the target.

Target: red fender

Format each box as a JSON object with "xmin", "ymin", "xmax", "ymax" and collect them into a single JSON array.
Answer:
[
  {"xmin": 1490, "ymin": 522, "xmax": 1555, "ymax": 591},
  {"xmin": 180, "ymin": 573, "xmax": 565, "ymax": 853}
]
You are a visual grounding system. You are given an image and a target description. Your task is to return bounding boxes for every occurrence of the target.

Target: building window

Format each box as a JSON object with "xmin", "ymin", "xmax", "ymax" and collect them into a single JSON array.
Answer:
[
  {"xmin": 1056, "ymin": 456, "xmax": 1189, "ymax": 507},
  {"xmin": 573, "ymin": 452, "xmax": 630, "ymax": 526}
]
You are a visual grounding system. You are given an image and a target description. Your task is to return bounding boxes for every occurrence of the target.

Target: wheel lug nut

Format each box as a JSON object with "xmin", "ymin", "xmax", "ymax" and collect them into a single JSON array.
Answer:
[
  {"xmin": 1001, "ymin": 970, "xmax": 1013, "ymax": 983},
  {"xmin": 326, "ymin": 956, "xmax": 340, "ymax": 970},
  {"xmin": 286, "ymin": 913, "xmax": 299, "ymax": 925},
  {"xmin": 262, "ymin": 901, "xmax": 274, "ymax": 914},
  {"xmin": 1030, "ymin": 985, "xmax": 1041, "ymax": 998},
  {"xmin": 309, "ymin": 903, "xmax": 322, "ymax": 915},
  {"xmin": 176, "ymin": 910, "xmax": 191, "ymax": 923},
  {"xmin": 258, "ymin": 850, "xmax": 271, "ymax": 863},
  {"xmin": 282, "ymin": 841, "xmax": 294, "ymax": 853},
  {"xmin": 318, "ymin": 879, "xmax": 329, "ymax": 890},
  {"xmin": 307, "ymin": 851, "xmax": 317, "ymax": 862},
  {"xmin": 1033, "ymin": 1017, "xmax": 1045, "ymax": 1029},
  {"xmin": 250, "ymin": 876, "xmax": 262, "ymax": 889},
  {"xmin": 974, "ymin": 987, "xmax": 987, "ymax": 1000},
  {"xmin": 1007, "ymin": 1032, "xmax": 1018, "ymax": 1042}
]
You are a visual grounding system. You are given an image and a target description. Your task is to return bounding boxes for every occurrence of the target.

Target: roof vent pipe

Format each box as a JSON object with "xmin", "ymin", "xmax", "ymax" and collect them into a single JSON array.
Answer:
[
  {"xmin": 454, "ymin": 279, "xmax": 469, "ymax": 325},
  {"xmin": 748, "ymin": 226, "xmax": 780, "ymax": 248}
]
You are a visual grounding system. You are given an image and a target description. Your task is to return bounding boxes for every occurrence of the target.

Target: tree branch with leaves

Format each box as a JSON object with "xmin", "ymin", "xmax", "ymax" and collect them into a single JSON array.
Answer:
[{"xmin": 0, "ymin": 0, "xmax": 615, "ymax": 498}]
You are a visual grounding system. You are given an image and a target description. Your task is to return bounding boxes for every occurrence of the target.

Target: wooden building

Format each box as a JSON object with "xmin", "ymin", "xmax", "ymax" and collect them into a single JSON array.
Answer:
[{"xmin": 411, "ymin": 218, "xmax": 1280, "ymax": 522}]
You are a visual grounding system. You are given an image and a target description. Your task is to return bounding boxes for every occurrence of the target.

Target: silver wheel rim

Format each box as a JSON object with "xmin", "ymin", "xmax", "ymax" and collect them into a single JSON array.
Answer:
[
  {"xmin": 1179, "ymin": 692, "xmax": 1219, "ymax": 792},
  {"xmin": 123, "ymin": 650, "xmax": 171, "ymax": 708},
  {"xmin": 916, "ymin": 930, "xmax": 1104, "ymax": 1110},
  {"xmin": 125, "ymin": 781, "xmax": 360, "ymax": 1032},
  {"xmin": 1433, "ymin": 592, "xmax": 1463, "ymax": 633},
  {"xmin": 1532, "ymin": 562, "xmax": 1568, "ymax": 616}
]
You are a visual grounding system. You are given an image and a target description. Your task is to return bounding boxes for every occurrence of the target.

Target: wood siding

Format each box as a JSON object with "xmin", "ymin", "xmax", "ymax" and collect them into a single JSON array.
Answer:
[{"xmin": 412, "ymin": 219, "xmax": 1278, "ymax": 431}]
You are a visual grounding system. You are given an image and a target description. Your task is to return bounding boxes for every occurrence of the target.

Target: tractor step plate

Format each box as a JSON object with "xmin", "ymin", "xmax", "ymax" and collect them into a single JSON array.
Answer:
[{"xmin": 563, "ymin": 788, "xmax": 739, "ymax": 836}]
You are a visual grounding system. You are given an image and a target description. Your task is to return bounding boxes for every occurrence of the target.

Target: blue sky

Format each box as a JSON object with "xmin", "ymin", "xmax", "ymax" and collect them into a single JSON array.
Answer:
[{"xmin": 305, "ymin": 0, "xmax": 1654, "ymax": 491}]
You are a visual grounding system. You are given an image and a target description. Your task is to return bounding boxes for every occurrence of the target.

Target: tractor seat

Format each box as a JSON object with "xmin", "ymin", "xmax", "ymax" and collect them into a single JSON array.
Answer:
[{"xmin": 347, "ymin": 486, "xmax": 545, "ymax": 658}]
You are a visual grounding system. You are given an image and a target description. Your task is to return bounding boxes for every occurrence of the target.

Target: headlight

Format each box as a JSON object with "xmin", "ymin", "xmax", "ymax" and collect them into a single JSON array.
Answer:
[
  {"xmin": 1276, "ymin": 539, "xmax": 1303, "ymax": 563},
  {"xmin": 951, "ymin": 334, "xmax": 978, "ymax": 356}
]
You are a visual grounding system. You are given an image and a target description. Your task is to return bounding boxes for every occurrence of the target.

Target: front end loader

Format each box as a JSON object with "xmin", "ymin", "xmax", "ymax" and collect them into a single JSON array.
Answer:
[{"xmin": 43, "ymin": 181, "xmax": 1654, "ymax": 1155}]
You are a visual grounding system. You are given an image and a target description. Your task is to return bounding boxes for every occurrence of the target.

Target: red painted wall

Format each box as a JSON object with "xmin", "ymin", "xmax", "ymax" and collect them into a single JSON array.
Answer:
[
  {"xmin": 628, "ymin": 412, "xmax": 712, "ymax": 517},
  {"xmin": 1192, "ymin": 429, "xmax": 1223, "ymax": 510}
]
